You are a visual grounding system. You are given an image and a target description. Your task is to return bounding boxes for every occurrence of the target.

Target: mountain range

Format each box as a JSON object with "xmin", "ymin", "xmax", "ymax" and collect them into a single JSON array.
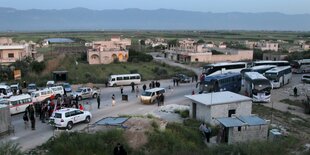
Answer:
[{"xmin": 1, "ymin": 7, "xmax": 310, "ymax": 31}]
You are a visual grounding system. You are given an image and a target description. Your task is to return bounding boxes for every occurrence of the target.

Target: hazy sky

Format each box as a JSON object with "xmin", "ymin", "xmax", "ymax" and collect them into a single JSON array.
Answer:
[{"xmin": 1, "ymin": 0, "xmax": 310, "ymax": 14}]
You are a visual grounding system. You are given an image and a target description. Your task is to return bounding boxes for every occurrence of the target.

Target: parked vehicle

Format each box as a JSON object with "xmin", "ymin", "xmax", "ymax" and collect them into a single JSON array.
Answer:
[
  {"xmin": 10, "ymin": 83, "xmax": 21, "ymax": 95},
  {"xmin": 49, "ymin": 85, "xmax": 64, "ymax": 98},
  {"xmin": 0, "ymin": 94, "xmax": 32, "ymax": 115},
  {"xmin": 62, "ymin": 83, "xmax": 72, "ymax": 93},
  {"xmin": 291, "ymin": 59, "xmax": 310, "ymax": 73},
  {"xmin": 108, "ymin": 74, "xmax": 141, "ymax": 87},
  {"xmin": 71, "ymin": 87, "xmax": 99, "ymax": 101},
  {"xmin": 202, "ymin": 62, "xmax": 247, "ymax": 77},
  {"xmin": 198, "ymin": 72, "xmax": 241, "ymax": 93},
  {"xmin": 174, "ymin": 74, "xmax": 191, "ymax": 83},
  {"xmin": 27, "ymin": 83, "xmax": 37, "ymax": 94},
  {"xmin": 252, "ymin": 60, "xmax": 290, "ymax": 67},
  {"xmin": 49, "ymin": 108, "xmax": 92, "ymax": 130},
  {"xmin": 244, "ymin": 72, "xmax": 272, "ymax": 103},
  {"xmin": 264, "ymin": 66, "xmax": 292, "ymax": 88},
  {"xmin": 301, "ymin": 74, "xmax": 310, "ymax": 83},
  {"xmin": 31, "ymin": 88, "xmax": 54, "ymax": 103},
  {"xmin": 46, "ymin": 80, "xmax": 55, "ymax": 88},
  {"xmin": 140, "ymin": 87, "xmax": 165, "ymax": 104},
  {"xmin": 0, "ymin": 85, "xmax": 13, "ymax": 98}
]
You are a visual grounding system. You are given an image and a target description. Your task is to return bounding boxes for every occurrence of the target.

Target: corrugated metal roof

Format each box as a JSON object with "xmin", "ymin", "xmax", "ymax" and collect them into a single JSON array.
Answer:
[
  {"xmin": 237, "ymin": 115, "xmax": 267, "ymax": 126},
  {"xmin": 185, "ymin": 91, "xmax": 251, "ymax": 106},
  {"xmin": 217, "ymin": 117, "xmax": 244, "ymax": 127},
  {"xmin": 0, "ymin": 45, "xmax": 25, "ymax": 50}
]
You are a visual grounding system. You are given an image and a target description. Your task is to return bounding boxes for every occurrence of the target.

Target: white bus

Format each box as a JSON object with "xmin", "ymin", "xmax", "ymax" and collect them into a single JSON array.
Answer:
[
  {"xmin": 202, "ymin": 62, "xmax": 247, "ymax": 77},
  {"xmin": 241, "ymin": 65, "xmax": 276, "ymax": 77},
  {"xmin": 108, "ymin": 74, "xmax": 141, "ymax": 87},
  {"xmin": 264, "ymin": 66, "xmax": 292, "ymax": 88},
  {"xmin": 252, "ymin": 60, "xmax": 290, "ymax": 67},
  {"xmin": 31, "ymin": 88, "xmax": 54, "ymax": 103},
  {"xmin": 291, "ymin": 59, "xmax": 310, "ymax": 73},
  {"xmin": 244, "ymin": 72, "xmax": 272, "ymax": 102},
  {"xmin": 0, "ymin": 94, "xmax": 33, "ymax": 115}
]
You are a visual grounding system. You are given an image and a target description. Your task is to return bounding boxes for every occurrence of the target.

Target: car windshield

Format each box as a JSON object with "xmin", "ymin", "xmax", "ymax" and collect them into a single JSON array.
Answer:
[
  {"xmin": 142, "ymin": 91, "xmax": 152, "ymax": 96},
  {"xmin": 63, "ymin": 84, "xmax": 71, "ymax": 88},
  {"xmin": 76, "ymin": 88, "xmax": 83, "ymax": 92},
  {"xmin": 28, "ymin": 84, "xmax": 36, "ymax": 89},
  {"xmin": 54, "ymin": 113, "xmax": 62, "ymax": 118}
]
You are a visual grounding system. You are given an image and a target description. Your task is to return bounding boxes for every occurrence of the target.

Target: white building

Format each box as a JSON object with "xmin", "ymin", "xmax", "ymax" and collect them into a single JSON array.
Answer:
[
  {"xmin": 217, "ymin": 115, "xmax": 269, "ymax": 144},
  {"xmin": 257, "ymin": 41, "xmax": 279, "ymax": 51},
  {"xmin": 185, "ymin": 91, "xmax": 252, "ymax": 125}
]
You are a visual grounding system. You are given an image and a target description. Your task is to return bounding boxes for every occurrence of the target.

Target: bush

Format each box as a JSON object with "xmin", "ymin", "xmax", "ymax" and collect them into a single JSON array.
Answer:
[
  {"xmin": 31, "ymin": 61, "xmax": 46, "ymax": 73},
  {"xmin": 180, "ymin": 110, "xmax": 189, "ymax": 118},
  {"xmin": 0, "ymin": 141, "xmax": 23, "ymax": 155}
]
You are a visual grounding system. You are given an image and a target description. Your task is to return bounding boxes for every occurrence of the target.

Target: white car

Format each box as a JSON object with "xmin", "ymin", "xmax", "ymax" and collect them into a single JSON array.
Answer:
[
  {"xmin": 49, "ymin": 85, "xmax": 64, "ymax": 98},
  {"xmin": 49, "ymin": 108, "xmax": 92, "ymax": 130}
]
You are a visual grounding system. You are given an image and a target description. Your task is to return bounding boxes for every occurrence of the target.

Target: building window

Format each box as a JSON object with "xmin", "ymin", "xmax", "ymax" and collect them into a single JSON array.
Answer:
[
  {"xmin": 238, "ymin": 126, "xmax": 241, "ymax": 132},
  {"xmin": 8, "ymin": 53, "xmax": 14, "ymax": 58}
]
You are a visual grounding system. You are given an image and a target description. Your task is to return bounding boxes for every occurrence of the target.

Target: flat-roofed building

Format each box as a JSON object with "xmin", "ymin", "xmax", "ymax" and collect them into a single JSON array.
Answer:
[
  {"xmin": 185, "ymin": 91, "xmax": 252, "ymax": 125},
  {"xmin": 217, "ymin": 115, "xmax": 269, "ymax": 144},
  {"xmin": 0, "ymin": 43, "xmax": 36, "ymax": 65}
]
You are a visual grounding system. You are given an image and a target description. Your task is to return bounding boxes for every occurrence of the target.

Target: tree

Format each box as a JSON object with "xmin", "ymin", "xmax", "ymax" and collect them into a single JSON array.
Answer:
[
  {"xmin": 31, "ymin": 61, "xmax": 46, "ymax": 73},
  {"xmin": 168, "ymin": 39, "xmax": 179, "ymax": 47},
  {"xmin": 140, "ymin": 40, "xmax": 145, "ymax": 45},
  {"xmin": 197, "ymin": 39, "xmax": 205, "ymax": 44}
]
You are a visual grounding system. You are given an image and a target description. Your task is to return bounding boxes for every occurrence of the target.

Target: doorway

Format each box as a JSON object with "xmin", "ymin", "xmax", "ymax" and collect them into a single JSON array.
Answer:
[
  {"xmin": 192, "ymin": 103, "xmax": 197, "ymax": 119},
  {"xmin": 228, "ymin": 109, "xmax": 236, "ymax": 117}
]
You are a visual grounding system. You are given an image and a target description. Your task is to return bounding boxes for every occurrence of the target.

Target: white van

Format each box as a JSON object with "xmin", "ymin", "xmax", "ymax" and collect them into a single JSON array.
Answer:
[
  {"xmin": 0, "ymin": 85, "xmax": 13, "ymax": 98},
  {"xmin": 49, "ymin": 85, "xmax": 64, "ymax": 98},
  {"xmin": 31, "ymin": 88, "xmax": 54, "ymax": 103},
  {"xmin": 0, "ymin": 94, "xmax": 33, "ymax": 115},
  {"xmin": 108, "ymin": 74, "xmax": 141, "ymax": 87},
  {"xmin": 140, "ymin": 87, "xmax": 165, "ymax": 104}
]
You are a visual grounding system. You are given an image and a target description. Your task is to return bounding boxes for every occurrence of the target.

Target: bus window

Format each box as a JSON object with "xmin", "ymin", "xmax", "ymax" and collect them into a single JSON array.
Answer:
[
  {"xmin": 117, "ymin": 77, "xmax": 123, "ymax": 80},
  {"xmin": 124, "ymin": 76, "xmax": 129, "ymax": 80}
]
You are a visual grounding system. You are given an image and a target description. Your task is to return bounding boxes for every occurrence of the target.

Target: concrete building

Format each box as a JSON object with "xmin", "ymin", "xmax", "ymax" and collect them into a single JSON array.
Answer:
[
  {"xmin": 165, "ymin": 48, "xmax": 253, "ymax": 63},
  {"xmin": 0, "ymin": 43, "xmax": 38, "ymax": 65},
  {"xmin": 257, "ymin": 41, "xmax": 279, "ymax": 51},
  {"xmin": 0, "ymin": 37, "xmax": 13, "ymax": 45},
  {"xmin": 242, "ymin": 40, "xmax": 257, "ymax": 49},
  {"xmin": 185, "ymin": 91, "xmax": 252, "ymax": 125},
  {"xmin": 87, "ymin": 36, "xmax": 131, "ymax": 64},
  {"xmin": 217, "ymin": 115, "xmax": 269, "ymax": 144},
  {"xmin": 263, "ymin": 53, "xmax": 288, "ymax": 61}
]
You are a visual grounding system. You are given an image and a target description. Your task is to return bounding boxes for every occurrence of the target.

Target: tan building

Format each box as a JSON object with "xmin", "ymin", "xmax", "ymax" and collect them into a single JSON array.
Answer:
[
  {"xmin": 263, "ymin": 53, "xmax": 288, "ymax": 61},
  {"xmin": 165, "ymin": 48, "xmax": 253, "ymax": 63},
  {"xmin": 0, "ymin": 43, "xmax": 37, "ymax": 65},
  {"xmin": 87, "ymin": 36, "xmax": 131, "ymax": 64},
  {"xmin": 0, "ymin": 37, "xmax": 13, "ymax": 45},
  {"xmin": 257, "ymin": 41, "xmax": 279, "ymax": 51}
]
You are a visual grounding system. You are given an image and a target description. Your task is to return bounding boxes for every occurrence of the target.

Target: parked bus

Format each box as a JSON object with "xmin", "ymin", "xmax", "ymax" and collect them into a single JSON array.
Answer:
[
  {"xmin": 241, "ymin": 65, "xmax": 276, "ymax": 76},
  {"xmin": 291, "ymin": 59, "xmax": 310, "ymax": 73},
  {"xmin": 198, "ymin": 72, "xmax": 242, "ymax": 93},
  {"xmin": 108, "ymin": 74, "xmax": 141, "ymax": 87},
  {"xmin": 244, "ymin": 72, "xmax": 272, "ymax": 102},
  {"xmin": 0, "ymin": 94, "xmax": 33, "ymax": 115},
  {"xmin": 202, "ymin": 62, "xmax": 247, "ymax": 77},
  {"xmin": 0, "ymin": 85, "xmax": 13, "ymax": 98},
  {"xmin": 264, "ymin": 66, "xmax": 292, "ymax": 88},
  {"xmin": 252, "ymin": 60, "xmax": 290, "ymax": 67}
]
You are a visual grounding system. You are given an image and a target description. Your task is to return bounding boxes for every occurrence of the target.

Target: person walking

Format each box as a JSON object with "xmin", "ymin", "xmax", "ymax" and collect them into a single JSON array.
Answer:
[
  {"xmin": 23, "ymin": 111, "xmax": 29, "ymax": 129},
  {"xmin": 135, "ymin": 85, "xmax": 140, "ymax": 97},
  {"xmin": 112, "ymin": 94, "xmax": 116, "ymax": 106},
  {"xmin": 97, "ymin": 94, "xmax": 101, "ymax": 109},
  {"xmin": 131, "ymin": 83, "xmax": 135, "ymax": 92},
  {"xmin": 120, "ymin": 85, "xmax": 124, "ymax": 94},
  {"xmin": 27, "ymin": 104, "xmax": 36, "ymax": 130},
  {"xmin": 294, "ymin": 87, "xmax": 298, "ymax": 96},
  {"xmin": 142, "ymin": 84, "xmax": 146, "ymax": 92}
]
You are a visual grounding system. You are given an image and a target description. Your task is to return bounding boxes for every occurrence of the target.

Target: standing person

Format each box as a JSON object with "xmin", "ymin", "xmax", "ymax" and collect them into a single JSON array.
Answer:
[
  {"xmin": 205, "ymin": 126, "xmax": 212, "ymax": 143},
  {"xmin": 135, "ymin": 85, "xmax": 140, "ymax": 97},
  {"xmin": 79, "ymin": 104, "xmax": 84, "ymax": 111},
  {"xmin": 156, "ymin": 92, "xmax": 160, "ymax": 107},
  {"xmin": 173, "ymin": 78, "xmax": 176, "ymax": 86},
  {"xmin": 161, "ymin": 93, "xmax": 165, "ymax": 106},
  {"xmin": 131, "ymin": 83, "xmax": 135, "ymax": 92},
  {"xmin": 27, "ymin": 104, "xmax": 36, "ymax": 130},
  {"xmin": 23, "ymin": 111, "xmax": 29, "ymax": 129},
  {"xmin": 23, "ymin": 81, "xmax": 27, "ymax": 88},
  {"xmin": 114, "ymin": 143, "xmax": 127, "ymax": 155},
  {"xmin": 152, "ymin": 81, "xmax": 155, "ymax": 88},
  {"xmin": 294, "ymin": 87, "xmax": 298, "ymax": 96},
  {"xmin": 192, "ymin": 90, "xmax": 195, "ymax": 95},
  {"xmin": 97, "ymin": 94, "xmax": 101, "ymax": 109},
  {"xmin": 120, "ymin": 85, "xmax": 124, "ymax": 94},
  {"xmin": 176, "ymin": 79, "xmax": 179, "ymax": 86},
  {"xmin": 142, "ymin": 84, "xmax": 147, "ymax": 92},
  {"xmin": 149, "ymin": 82, "xmax": 152, "ymax": 89},
  {"xmin": 112, "ymin": 94, "xmax": 115, "ymax": 106},
  {"xmin": 75, "ymin": 95, "xmax": 79, "ymax": 109}
]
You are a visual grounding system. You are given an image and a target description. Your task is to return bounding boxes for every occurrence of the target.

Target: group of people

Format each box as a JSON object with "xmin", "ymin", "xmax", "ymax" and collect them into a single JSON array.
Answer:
[{"xmin": 149, "ymin": 81, "xmax": 161, "ymax": 89}]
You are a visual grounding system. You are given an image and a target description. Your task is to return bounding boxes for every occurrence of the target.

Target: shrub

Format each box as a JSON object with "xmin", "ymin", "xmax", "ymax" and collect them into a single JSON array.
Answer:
[
  {"xmin": 0, "ymin": 141, "xmax": 23, "ymax": 155},
  {"xmin": 180, "ymin": 110, "xmax": 189, "ymax": 118}
]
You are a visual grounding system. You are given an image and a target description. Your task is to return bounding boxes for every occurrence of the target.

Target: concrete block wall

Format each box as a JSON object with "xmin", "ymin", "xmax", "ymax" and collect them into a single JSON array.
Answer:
[{"xmin": 0, "ymin": 106, "xmax": 10, "ymax": 135}]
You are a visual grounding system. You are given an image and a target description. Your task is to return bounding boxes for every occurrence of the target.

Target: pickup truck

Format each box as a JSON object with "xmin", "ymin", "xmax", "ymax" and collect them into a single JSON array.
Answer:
[{"xmin": 71, "ymin": 87, "xmax": 99, "ymax": 101}]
